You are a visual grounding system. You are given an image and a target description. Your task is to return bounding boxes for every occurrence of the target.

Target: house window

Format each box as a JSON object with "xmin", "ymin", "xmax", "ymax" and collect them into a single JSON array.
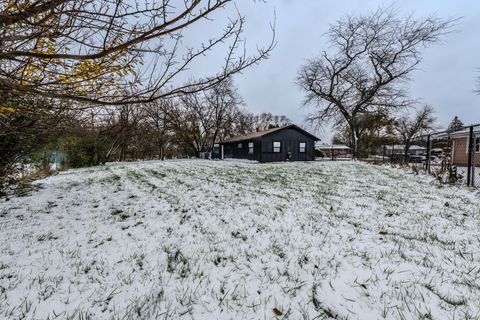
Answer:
[
  {"xmin": 299, "ymin": 142, "xmax": 306, "ymax": 153},
  {"xmin": 238, "ymin": 143, "xmax": 242, "ymax": 149},
  {"xmin": 248, "ymin": 142, "xmax": 254, "ymax": 154},
  {"xmin": 273, "ymin": 141, "xmax": 281, "ymax": 153},
  {"xmin": 476, "ymin": 137, "xmax": 480, "ymax": 152}
]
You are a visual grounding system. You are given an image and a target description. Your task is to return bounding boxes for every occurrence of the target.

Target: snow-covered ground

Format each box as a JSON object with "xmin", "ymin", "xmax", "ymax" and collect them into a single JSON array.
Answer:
[{"xmin": 1, "ymin": 160, "xmax": 480, "ymax": 319}]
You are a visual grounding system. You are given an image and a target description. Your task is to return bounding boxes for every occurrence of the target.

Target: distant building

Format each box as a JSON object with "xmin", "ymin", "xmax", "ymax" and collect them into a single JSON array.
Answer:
[
  {"xmin": 408, "ymin": 145, "xmax": 427, "ymax": 156},
  {"xmin": 383, "ymin": 144, "xmax": 426, "ymax": 156},
  {"xmin": 316, "ymin": 143, "xmax": 352, "ymax": 159},
  {"xmin": 219, "ymin": 125, "xmax": 320, "ymax": 162},
  {"xmin": 445, "ymin": 129, "xmax": 480, "ymax": 166}
]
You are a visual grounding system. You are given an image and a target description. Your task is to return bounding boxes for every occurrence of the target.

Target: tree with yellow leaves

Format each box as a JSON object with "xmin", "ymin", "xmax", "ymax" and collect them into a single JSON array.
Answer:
[{"xmin": 0, "ymin": 0, "xmax": 275, "ymax": 107}]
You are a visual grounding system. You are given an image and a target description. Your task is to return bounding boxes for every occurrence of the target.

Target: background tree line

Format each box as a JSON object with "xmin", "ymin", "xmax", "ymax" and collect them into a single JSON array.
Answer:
[
  {"xmin": 1, "ymin": 2, "xmax": 473, "ymax": 191},
  {"xmin": 1, "ymin": 78, "xmax": 291, "ymax": 183},
  {"xmin": 0, "ymin": 0, "xmax": 276, "ymax": 191}
]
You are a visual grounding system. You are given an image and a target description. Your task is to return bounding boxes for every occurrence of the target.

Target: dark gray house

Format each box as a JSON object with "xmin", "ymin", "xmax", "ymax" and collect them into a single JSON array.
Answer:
[{"xmin": 219, "ymin": 125, "xmax": 320, "ymax": 162}]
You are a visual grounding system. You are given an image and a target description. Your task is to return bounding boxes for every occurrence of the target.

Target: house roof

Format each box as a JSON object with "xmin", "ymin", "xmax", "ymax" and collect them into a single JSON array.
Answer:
[
  {"xmin": 220, "ymin": 124, "xmax": 321, "ymax": 143},
  {"xmin": 410, "ymin": 145, "xmax": 427, "ymax": 150},
  {"xmin": 384, "ymin": 144, "xmax": 426, "ymax": 150},
  {"xmin": 316, "ymin": 143, "xmax": 351, "ymax": 150},
  {"xmin": 440, "ymin": 128, "xmax": 480, "ymax": 139}
]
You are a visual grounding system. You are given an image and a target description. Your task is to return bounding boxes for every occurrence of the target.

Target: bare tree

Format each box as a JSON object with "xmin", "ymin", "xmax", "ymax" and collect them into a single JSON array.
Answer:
[
  {"xmin": 252, "ymin": 112, "xmax": 292, "ymax": 131},
  {"xmin": 334, "ymin": 111, "xmax": 396, "ymax": 156},
  {"xmin": 82, "ymin": 104, "xmax": 142, "ymax": 162},
  {"xmin": 203, "ymin": 78, "xmax": 244, "ymax": 150},
  {"xmin": 395, "ymin": 105, "xmax": 436, "ymax": 158},
  {"xmin": 143, "ymin": 100, "xmax": 173, "ymax": 160},
  {"xmin": 233, "ymin": 111, "xmax": 256, "ymax": 135},
  {"xmin": 297, "ymin": 7, "xmax": 454, "ymax": 158},
  {"xmin": 0, "ymin": 92, "xmax": 85, "ymax": 190},
  {"xmin": 161, "ymin": 79, "xmax": 243, "ymax": 156},
  {"xmin": 0, "ymin": 0, "xmax": 275, "ymax": 106}
]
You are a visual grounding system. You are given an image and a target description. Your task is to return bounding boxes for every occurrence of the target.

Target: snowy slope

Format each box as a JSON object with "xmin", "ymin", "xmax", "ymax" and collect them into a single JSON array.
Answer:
[{"xmin": 1, "ymin": 160, "xmax": 480, "ymax": 319}]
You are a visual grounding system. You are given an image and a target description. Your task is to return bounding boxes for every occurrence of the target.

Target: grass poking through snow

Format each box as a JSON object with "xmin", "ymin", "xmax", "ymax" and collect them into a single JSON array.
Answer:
[{"xmin": 1, "ymin": 160, "xmax": 480, "ymax": 319}]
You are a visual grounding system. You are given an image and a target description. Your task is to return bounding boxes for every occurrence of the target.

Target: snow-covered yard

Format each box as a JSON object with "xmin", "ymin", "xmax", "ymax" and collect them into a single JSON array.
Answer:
[{"xmin": 1, "ymin": 160, "xmax": 480, "ymax": 319}]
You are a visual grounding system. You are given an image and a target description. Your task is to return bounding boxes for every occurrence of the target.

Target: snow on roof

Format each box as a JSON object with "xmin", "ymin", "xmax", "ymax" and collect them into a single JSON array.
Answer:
[
  {"xmin": 437, "ymin": 128, "xmax": 480, "ymax": 139},
  {"xmin": 385, "ymin": 145, "xmax": 405, "ymax": 150},
  {"xmin": 409, "ymin": 145, "xmax": 427, "ymax": 150},
  {"xmin": 316, "ymin": 143, "xmax": 351, "ymax": 150},
  {"xmin": 385, "ymin": 144, "xmax": 426, "ymax": 150}
]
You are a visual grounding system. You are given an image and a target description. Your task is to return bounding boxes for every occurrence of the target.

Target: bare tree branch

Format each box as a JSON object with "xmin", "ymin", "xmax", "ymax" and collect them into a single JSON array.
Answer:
[{"xmin": 0, "ymin": 0, "xmax": 276, "ymax": 105}]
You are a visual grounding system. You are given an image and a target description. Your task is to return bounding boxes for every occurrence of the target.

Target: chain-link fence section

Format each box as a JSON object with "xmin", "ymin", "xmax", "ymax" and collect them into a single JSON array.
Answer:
[{"xmin": 379, "ymin": 124, "xmax": 480, "ymax": 188}]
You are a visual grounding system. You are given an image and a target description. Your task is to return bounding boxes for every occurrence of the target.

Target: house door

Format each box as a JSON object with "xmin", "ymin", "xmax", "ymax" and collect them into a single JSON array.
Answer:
[{"xmin": 285, "ymin": 141, "xmax": 295, "ymax": 161}]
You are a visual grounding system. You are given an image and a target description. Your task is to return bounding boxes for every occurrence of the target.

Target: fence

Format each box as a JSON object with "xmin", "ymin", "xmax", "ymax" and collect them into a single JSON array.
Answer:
[{"xmin": 380, "ymin": 124, "xmax": 480, "ymax": 188}]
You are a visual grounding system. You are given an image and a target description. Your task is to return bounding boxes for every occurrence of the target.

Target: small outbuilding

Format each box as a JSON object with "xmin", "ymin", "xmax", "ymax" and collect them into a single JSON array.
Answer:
[
  {"xmin": 316, "ymin": 143, "xmax": 352, "ymax": 159},
  {"xmin": 219, "ymin": 124, "xmax": 320, "ymax": 162}
]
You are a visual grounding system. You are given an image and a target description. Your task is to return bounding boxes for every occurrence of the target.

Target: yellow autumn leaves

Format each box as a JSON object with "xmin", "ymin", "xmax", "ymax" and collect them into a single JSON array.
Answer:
[
  {"xmin": 0, "ymin": 106, "xmax": 16, "ymax": 117},
  {"xmin": 55, "ymin": 52, "xmax": 135, "ymax": 96},
  {"xmin": 0, "ymin": 107, "xmax": 16, "ymax": 113},
  {"xmin": 2, "ymin": 0, "xmax": 32, "ymax": 13},
  {"xmin": 3, "ymin": 0, "xmax": 137, "ymax": 99},
  {"xmin": 15, "ymin": 36, "xmax": 134, "ymax": 97}
]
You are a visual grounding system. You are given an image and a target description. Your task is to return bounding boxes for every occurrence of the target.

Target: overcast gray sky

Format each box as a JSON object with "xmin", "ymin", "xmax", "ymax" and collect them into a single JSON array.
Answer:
[
  {"xmin": 184, "ymin": 1, "xmax": 480, "ymax": 141},
  {"xmin": 225, "ymin": 0, "xmax": 480, "ymax": 140}
]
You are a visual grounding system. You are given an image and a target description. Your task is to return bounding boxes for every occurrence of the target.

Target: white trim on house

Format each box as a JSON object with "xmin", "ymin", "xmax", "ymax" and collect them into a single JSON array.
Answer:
[
  {"xmin": 273, "ymin": 141, "xmax": 281, "ymax": 153},
  {"xmin": 248, "ymin": 142, "xmax": 254, "ymax": 154},
  {"xmin": 439, "ymin": 128, "xmax": 480, "ymax": 139},
  {"xmin": 299, "ymin": 142, "xmax": 306, "ymax": 153},
  {"xmin": 465, "ymin": 135, "xmax": 480, "ymax": 154}
]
